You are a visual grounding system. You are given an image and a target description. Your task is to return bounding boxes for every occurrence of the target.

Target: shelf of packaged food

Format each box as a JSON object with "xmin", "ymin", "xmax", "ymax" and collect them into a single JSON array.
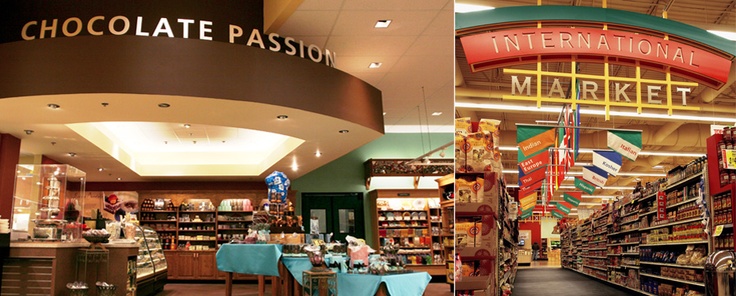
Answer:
[
  {"xmin": 588, "ymin": 248, "xmax": 607, "ymax": 251},
  {"xmin": 217, "ymin": 228, "xmax": 249, "ymax": 231},
  {"xmin": 177, "ymin": 239, "xmax": 217, "ymax": 241},
  {"xmin": 607, "ymin": 254, "xmax": 622, "ymax": 257},
  {"xmin": 178, "ymin": 221, "xmax": 217, "ymax": 224},
  {"xmin": 640, "ymin": 240, "xmax": 708, "ymax": 247},
  {"xmin": 147, "ymin": 228, "xmax": 178, "ymax": 232},
  {"xmin": 608, "ymin": 265, "xmax": 622, "ymax": 269},
  {"xmin": 621, "ymin": 211, "xmax": 639, "ymax": 218},
  {"xmin": 588, "ymin": 239, "xmax": 606, "ymax": 243},
  {"xmin": 217, "ymin": 211, "xmax": 253, "ymax": 213},
  {"xmin": 178, "ymin": 229, "xmax": 217, "ymax": 232},
  {"xmin": 607, "ymin": 228, "xmax": 639, "ymax": 236},
  {"xmin": 378, "ymin": 225, "xmax": 429, "ymax": 229},
  {"xmin": 140, "ymin": 220, "xmax": 178, "ymax": 223},
  {"xmin": 641, "ymin": 210, "xmax": 657, "ymax": 216},
  {"xmin": 639, "ymin": 192, "xmax": 657, "ymax": 202},
  {"xmin": 180, "ymin": 211, "xmax": 217, "ymax": 213},
  {"xmin": 607, "ymin": 242, "xmax": 640, "ymax": 246},
  {"xmin": 716, "ymin": 223, "xmax": 734, "ymax": 229},
  {"xmin": 503, "ymin": 236, "xmax": 516, "ymax": 246},
  {"xmin": 622, "ymin": 252, "xmax": 639, "ymax": 256},
  {"xmin": 621, "ymin": 265, "xmax": 639, "ymax": 269},
  {"xmin": 566, "ymin": 266, "xmax": 656, "ymax": 296},
  {"xmin": 640, "ymin": 217, "xmax": 703, "ymax": 231},
  {"xmin": 639, "ymin": 272, "xmax": 705, "ymax": 287},
  {"xmin": 619, "ymin": 219, "xmax": 640, "ymax": 226},
  {"xmin": 583, "ymin": 256, "xmax": 608, "ymax": 259},
  {"xmin": 583, "ymin": 265, "xmax": 607, "ymax": 272},
  {"xmin": 639, "ymin": 262, "xmax": 705, "ymax": 269},
  {"xmin": 665, "ymin": 172, "xmax": 703, "ymax": 191},
  {"xmin": 140, "ymin": 210, "xmax": 178, "ymax": 213}
]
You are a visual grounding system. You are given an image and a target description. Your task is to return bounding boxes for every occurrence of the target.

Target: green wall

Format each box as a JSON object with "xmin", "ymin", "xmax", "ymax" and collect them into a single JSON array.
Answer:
[{"xmin": 292, "ymin": 132, "xmax": 452, "ymax": 246}]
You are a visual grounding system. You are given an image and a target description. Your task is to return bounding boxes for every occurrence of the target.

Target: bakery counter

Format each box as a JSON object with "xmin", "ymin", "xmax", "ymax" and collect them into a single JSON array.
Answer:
[{"xmin": 2, "ymin": 241, "xmax": 139, "ymax": 296}]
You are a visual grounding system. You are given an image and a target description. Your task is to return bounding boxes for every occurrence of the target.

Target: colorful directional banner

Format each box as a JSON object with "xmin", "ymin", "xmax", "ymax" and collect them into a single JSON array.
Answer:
[
  {"xmin": 551, "ymin": 210, "xmax": 564, "ymax": 219},
  {"xmin": 520, "ymin": 193, "xmax": 537, "ymax": 210},
  {"xmin": 563, "ymin": 192, "xmax": 582, "ymax": 207},
  {"xmin": 608, "ymin": 130, "xmax": 642, "ymax": 161},
  {"xmin": 518, "ymin": 150, "xmax": 549, "ymax": 174},
  {"xmin": 519, "ymin": 180, "xmax": 543, "ymax": 197},
  {"xmin": 555, "ymin": 202, "xmax": 571, "ymax": 214},
  {"xmin": 592, "ymin": 150, "xmax": 623, "ymax": 176},
  {"xmin": 520, "ymin": 208, "xmax": 534, "ymax": 219},
  {"xmin": 517, "ymin": 126, "xmax": 555, "ymax": 157},
  {"xmin": 519, "ymin": 166, "xmax": 547, "ymax": 186},
  {"xmin": 574, "ymin": 177, "xmax": 596, "ymax": 194},
  {"xmin": 583, "ymin": 165, "xmax": 608, "ymax": 187}
]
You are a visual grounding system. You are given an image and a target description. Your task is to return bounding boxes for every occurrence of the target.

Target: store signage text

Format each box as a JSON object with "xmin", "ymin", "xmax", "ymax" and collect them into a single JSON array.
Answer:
[
  {"xmin": 461, "ymin": 27, "xmax": 731, "ymax": 88},
  {"xmin": 17, "ymin": 16, "xmax": 335, "ymax": 67},
  {"xmin": 510, "ymin": 76, "xmax": 693, "ymax": 106}
]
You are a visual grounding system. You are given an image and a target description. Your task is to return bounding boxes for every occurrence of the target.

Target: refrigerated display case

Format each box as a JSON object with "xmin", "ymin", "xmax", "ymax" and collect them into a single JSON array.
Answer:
[{"xmin": 135, "ymin": 225, "xmax": 168, "ymax": 296}]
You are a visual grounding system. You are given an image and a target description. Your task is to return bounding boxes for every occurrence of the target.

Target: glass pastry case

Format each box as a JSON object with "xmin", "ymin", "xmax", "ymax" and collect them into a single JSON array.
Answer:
[{"xmin": 135, "ymin": 225, "xmax": 168, "ymax": 295}]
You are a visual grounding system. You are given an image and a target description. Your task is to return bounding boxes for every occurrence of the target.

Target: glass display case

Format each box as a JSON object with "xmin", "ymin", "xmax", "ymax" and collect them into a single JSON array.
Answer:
[
  {"xmin": 135, "ymin": 226, "xmax": 168, "ymax": 279},
  {"xmin": 10, "ymin": 164, "xmax": 85, "ymax": 241}
]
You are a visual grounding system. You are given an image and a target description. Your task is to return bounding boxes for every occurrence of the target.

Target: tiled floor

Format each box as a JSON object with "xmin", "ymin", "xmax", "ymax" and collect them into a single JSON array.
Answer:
[{"xmin": 155, "ymin": 281, "xmax": 454, "ymax": 296}]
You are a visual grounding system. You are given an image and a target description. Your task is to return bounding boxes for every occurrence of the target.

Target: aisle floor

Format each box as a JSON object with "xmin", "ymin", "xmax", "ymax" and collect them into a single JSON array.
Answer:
[
  {"xmin": 513, "ymin": 268, "xmax": 631, "ymax": 296},
  {"xmin": 154, "ymin": 281, "xmax": 453, "ymax": 296}
]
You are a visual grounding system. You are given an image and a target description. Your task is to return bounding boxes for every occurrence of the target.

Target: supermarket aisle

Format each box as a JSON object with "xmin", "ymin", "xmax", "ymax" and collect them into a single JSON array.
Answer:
[{"xmin": 513, "ymin": 268, "xmax": 630, "ymax": 296}]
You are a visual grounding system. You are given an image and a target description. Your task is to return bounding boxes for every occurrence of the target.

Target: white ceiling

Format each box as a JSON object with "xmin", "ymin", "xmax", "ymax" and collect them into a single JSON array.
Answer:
[{"xmin": 0, "ymin": 0, "xmax": 456, "ymax": 182}]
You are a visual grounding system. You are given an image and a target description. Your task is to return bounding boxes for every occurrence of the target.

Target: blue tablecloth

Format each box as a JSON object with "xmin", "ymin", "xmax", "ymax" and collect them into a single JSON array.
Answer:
[
  {"xmin": 216, "ymin": 244, "xmax": 283, "ymax": 276},
  {"xmin": 281, "ymin": 257, "xmax": 431, "ymax": 296}
]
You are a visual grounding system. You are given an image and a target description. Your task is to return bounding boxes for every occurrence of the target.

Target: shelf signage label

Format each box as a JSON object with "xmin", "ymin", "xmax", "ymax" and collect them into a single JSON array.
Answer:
[
  {"xmin": 592, "ymin": 150, "xmax": 623, "ymax": 176},
  {"xmin": 563, "ymin": 192, "xmax": 582, "ymax": 207},
  {"xmin": 519, "ymin": 157, "xmax": 548, "ymax": 181},
  {"xmin": 517, "ymin": 126, "xmax": 555, "ymax": 157},
  {"xmin": 722, "ymin": 149, "xmax": 736, "ymax": 170},
  {"xmin": 551, "ymin": 210, "xmax": 564, "ymax": 219},
  {"xmin": 656, "ymin": 191, "xmax": 667, "ymax": 220}
]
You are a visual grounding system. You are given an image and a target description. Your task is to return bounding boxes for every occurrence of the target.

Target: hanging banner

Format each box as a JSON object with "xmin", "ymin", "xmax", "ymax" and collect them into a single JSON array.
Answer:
[
  {"xmin": 551, "ymin": 210, "xmax": 564, "ymax": 219},
  {"xmin": 519, "ymin": 180, "xmax": 543, "ymax": 197},
  {"xmin": 520, "ymin": 193, "xmax": 537, "ymax": 210},
  {"xmin": 519, "ymin": 166, "xmax": 547, "ymax": 186},
  {"xmin": 592, "ymin": 150, "xmax": 623, "ymax": 176},
  {"xmin": 555, "ymin": 202, "xmax": 571, "ymax": 214},
  {"xmin": 657, "ymin": 191, "xmax": 667, "ymax": 220},
  {"xmin": 521, "ymin": 208, "xmax": 534, "ymax": 219},
  {"xmin": 563, "ymin": 192, "xmax": 582, "ymax": 207},
  {"xmin": 583, "ymin": 166, "xmax": 608, "ymax": 187},
  {"xmin": 574, "ymin": 177, "xmax": 596, "ymax": 194},
  {"xmin": 517, "ymin": 126, "xmax": 555, "ymax": 157},
  {"xmin": 607, "ymin": 130, "xmax": 642, "ymax": 161},
  {"xmin": 722, "ymin": 149, "xmax": 736, "ymax": 170},
  {"xmin": 518, "ymin": 150, "xmax": 549, "ymax": 174}
]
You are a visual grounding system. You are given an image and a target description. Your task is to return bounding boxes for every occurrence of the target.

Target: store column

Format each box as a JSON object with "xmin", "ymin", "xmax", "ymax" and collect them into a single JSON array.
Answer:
[{"xmin": 0, "ymin": 133, "xmax": 20, "ymax": 220}]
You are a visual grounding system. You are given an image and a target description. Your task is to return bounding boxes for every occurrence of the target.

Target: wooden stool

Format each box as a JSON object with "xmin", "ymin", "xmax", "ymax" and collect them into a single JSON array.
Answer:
[{"xmin": 302, "ymin": 270, "xmax": 337, "ymax": 296}]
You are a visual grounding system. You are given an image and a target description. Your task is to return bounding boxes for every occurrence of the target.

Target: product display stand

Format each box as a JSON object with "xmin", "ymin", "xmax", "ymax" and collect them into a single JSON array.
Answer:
[
  {"xmin": 77, "ymin": 248, "xmax": 110, "ymax": 286},
  {"xmin": 302, "ymin": 270, "xmax": 337, "ymax": 296}
]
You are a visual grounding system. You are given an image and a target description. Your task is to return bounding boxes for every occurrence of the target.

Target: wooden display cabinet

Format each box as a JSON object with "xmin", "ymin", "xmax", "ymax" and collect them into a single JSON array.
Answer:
[
  {"xmin": 436, "ymin": 174, "xmax": 455, "ymax": 288},
  {"xmin": 165, "ymin": 250, "xmax": 218, "ymax": 280},
  {"xmin": 368, "ymin": 189, "xmax": 445, "ymax": 276}
]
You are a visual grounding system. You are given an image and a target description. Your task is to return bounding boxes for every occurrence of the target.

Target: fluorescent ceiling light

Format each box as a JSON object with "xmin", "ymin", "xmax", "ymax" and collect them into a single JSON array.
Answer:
[
  {"xmin": 708, "ymin": 30, "xmax": 736, "ymax": 41},
  {"xmin": 455, "ymin": 102, "xmax": 736, "ymax": 124},
  {"xmin": 579, "ymin": 202, "xmax": 605, "ymax": 206},
  {"xmin": 497, "ymin": 146, "xmax": 703, "ymax": 157},
  {"xmin": 374, "ymin": 20, "xmax": 392, "ymax": 28},
  {"xmin": 455, "ymin": 3, "xmax": 495, "ymax": 13},
  {"xmin": 432, "ymin": 112, "xmax": 443, "ymax": 116},
  {"xmin": 384, "ymin": 125, "xmax": 456, "ymax": 133},
  {"xmin": 369, "ymin": 62, "xmax": 382, "ymax": 68}
]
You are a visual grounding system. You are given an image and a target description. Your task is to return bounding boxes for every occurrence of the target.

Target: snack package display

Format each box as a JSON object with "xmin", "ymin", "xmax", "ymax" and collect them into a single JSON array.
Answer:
[
  {"xmin": 456, "ymin": 134, "xmax": 469, "ymax": 173},
  {"xmin": 477, "ymin": 119, "xmax": 502, "ymax": 161},
  {"xmin": 455, "ymin": 177, "xmax": 483, "ymax": 203},
  {"xmin": 456, "ymin": 221, "xmax": 481, "ymax": 247},
  {"xmin": 455, "ymin": 117, "xmax": 472, "ymax": 136},
  {"xmin": 465, "ymin": 132, "xmax": 492, "ymax": 172}
]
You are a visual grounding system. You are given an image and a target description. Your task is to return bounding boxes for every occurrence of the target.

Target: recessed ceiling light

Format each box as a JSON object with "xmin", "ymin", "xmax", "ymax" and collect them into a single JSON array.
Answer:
[
  {"xmin": 98, "ymin": 167, "xmax": 104, "ymax": 172},
  {"xmin": 24, "ymin": 129, "xmax": 34, "ymax": 135},
  {"xmin": 455, "ymin": 3, "xmax": 495, "ymax": 13},
  {"xmin": 158, "ymin": 103, "xmax": 170, "ymax": 108},
  {"xmin": 47, "ymin": 103, "xmax": 60, "ymax": 109},
  {"xmin": 117, "ymin": 177, "xmax": 122, "ymax": 181},
  {"xmin": 68, "ymin": 152, "xmax": 76, "ymax": 157},
  {"xmin": 375, "ymin": 20, "xmax": 392, "ymax": 28},
  {"xmin": 184, "ymin": 123, "xmax": 191, "ymax": 128},
  {"xmin": 315, "ymin": 151, "xmax": 322, "ymax": 157},
  {"xmin": 432, "ymin": 112, "xmax": 443, "ymax": 116},
  {"xmin": 276, "ymin": 115, "xmax": 288, "ymax": 120},
  {"xmin": 369, "ymin": 62, "xmax": 382, "ymax": 69},
  {"xmin": 339, "ymin": 130, "xmax": 349, "ymax": 134},
  {"xmin": 383, "ymin": 112, "xmax": 387, "ymax": 116}
]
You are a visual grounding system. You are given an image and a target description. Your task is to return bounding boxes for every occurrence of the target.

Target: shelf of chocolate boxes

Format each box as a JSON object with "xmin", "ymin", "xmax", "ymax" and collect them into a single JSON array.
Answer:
[{"xmin": 67, "ymin": 281, "xmax": 116, "ymax": 296}]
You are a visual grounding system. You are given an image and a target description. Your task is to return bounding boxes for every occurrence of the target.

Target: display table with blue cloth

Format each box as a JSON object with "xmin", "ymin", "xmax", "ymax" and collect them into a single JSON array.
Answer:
[
  {"xmin": 282, "ymin": 257, "xmax": 432, "ymax": 296},
  {"xmin": 216, "ymin": 244, "xmax": 284, "ymax": 296}
]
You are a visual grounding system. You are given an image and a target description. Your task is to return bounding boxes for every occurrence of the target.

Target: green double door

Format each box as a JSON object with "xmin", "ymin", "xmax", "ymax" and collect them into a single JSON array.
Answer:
[{"xmin": 301, "ymin": 192, "xmax": 365, "ymax": 243}]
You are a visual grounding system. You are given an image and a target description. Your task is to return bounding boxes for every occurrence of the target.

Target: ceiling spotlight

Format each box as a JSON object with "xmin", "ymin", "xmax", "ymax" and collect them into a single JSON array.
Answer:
[
  {"xmin": 47, "ymin": 103, "xmax": 60, "ymax": 109},
  {"xmin": 101, "ymin": 102, "xmax": 109, "ymax": 107},
  {"xmin": 315, "ymin": 151, "xmax": 322, "ymax": 157},
  {"xmin": 117, "ymin": 177, "xmax": 122, "ymax": 181},
  {"xmin": 158, "ymin": 103, "xmax": 170, "ymax": 108},
  {"xmin": 374, "ymin": 20, "xmax": 392, "ymax": 28},
  {"xmin": 439, "ymin": 150, "xmax": 446, "ymax": 157},
  {"xmin": 98, "ymin": 167, "xmax": 104, "ymax": 172},
  {"xmin": 24, "ymin": 130, "xmax": 34, "ymax": 135},
  {"xmin": 276, "ymin": 115, "xmax": 288, "ymax": 120},
  {"xmin": 383, "ymin": 112, "xmax": 387, "ymax": 116},
  {"xmin": 68, "ymin": 152, "xmax": 77, "ymax": 157},
  {"xmin": 184, "ymin": 123, "xmax": 191, "ymax": 128},
  {"xmin": 368, "ymin": 62, "xmax": 382, "ymax": 69},
  {"xmin": 432, "ymin": 112, "xmax": 443, "ymax": 116},
  {"xmin": 51, "ymin": 141, "xmax": 56, "ymax": 146},
  {"xmin": 339, "ymin": 130, "xmax": 349, "ymax": 134}
]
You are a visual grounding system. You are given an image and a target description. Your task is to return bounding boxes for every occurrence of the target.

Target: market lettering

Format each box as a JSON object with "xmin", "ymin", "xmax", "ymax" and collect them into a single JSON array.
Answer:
[
  {"xmin": 20, "ymin": 16, "xmax": 335, "ymax": 67},
  {"xmin": 510, "ymin": 75, "xmax": 692, "ymax": 105}
]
